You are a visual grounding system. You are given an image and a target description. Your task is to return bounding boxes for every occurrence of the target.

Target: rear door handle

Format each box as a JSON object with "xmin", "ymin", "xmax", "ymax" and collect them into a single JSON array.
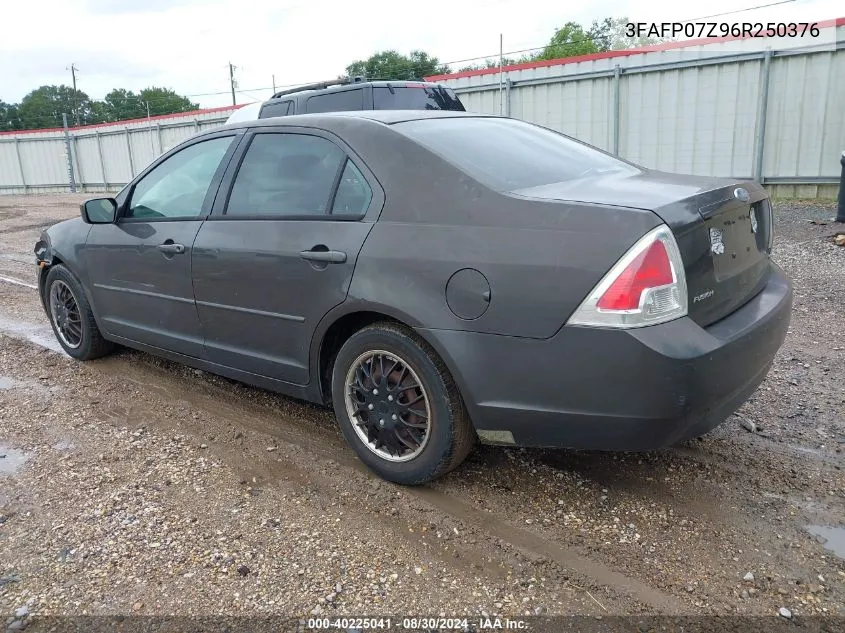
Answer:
[
  {"xmin": 299, "ymin": 249, "xmax": 347, "ymax": 264},
  {"xmin": 157, "ymin": 242, "xmax": 185, "ymax": 255}
]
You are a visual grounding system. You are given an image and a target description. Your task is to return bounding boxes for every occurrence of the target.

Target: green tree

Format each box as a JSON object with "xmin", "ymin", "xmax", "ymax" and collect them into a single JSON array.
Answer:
[
  {"xmin": 534, "ymin": 22, "xmax": 600, "ymax": 61},
  {"xmin": 345, "ymin": 50, "xmax": 450, "ymax": 81},
  {"xmin": 0, "ymin": 100, "xmax": 21, "ymax": 131},
  {"xmin": 17, "ymin": 85, "xmax": 99, "ymax": 129},
  {"xmin": 90, "ymin": 101, "xmax": 113, "ymax": 124},
  {"xmin": 102, "ymin": 88, "xmax": 146, "ymax": 121},
  {"xmin": 587, "ymin": 17, "xmax": 615, "ymax": 52},
  {"xmin": 440, "ymin": 16, "xmax": 679, "ymax": 75},
  {"xmin": 457, "ymin": 57, "xmax": 523, "ymax": 73},
  {"xmin": 587, "ymin": 16, "xmax": 673, "ymax": 51},
  {"xmin": 138, "ymin": 87, "xmax": 198, "ymax": 117},
  {"xmin": 5, "ymin": 85, "xmax": 200, "ymax": 130},
  {"xmin": 98, "ymin": 87, "xmax": 197, "ymax": 122}
]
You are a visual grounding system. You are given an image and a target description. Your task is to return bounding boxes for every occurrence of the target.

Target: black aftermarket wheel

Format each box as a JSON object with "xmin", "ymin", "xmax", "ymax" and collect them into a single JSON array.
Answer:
[
  {"xmin": 331, "ymin": 322, "xmax": 474, "ymax": 485},
  {"xmin": 44, "ymin": 264, "xmax": 112, "ymax": 360}
]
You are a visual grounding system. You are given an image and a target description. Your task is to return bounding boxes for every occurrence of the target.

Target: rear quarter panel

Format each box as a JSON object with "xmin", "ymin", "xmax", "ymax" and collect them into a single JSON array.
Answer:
[{"xmin": 338, "ymin": 120, "xmax": 662, "ymax": 339}]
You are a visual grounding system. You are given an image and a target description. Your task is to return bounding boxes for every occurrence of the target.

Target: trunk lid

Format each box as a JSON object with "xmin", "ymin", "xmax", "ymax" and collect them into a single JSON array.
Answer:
[{"xmin": 511, "ymin": 169, "xmax": 774, "ymax": 326}]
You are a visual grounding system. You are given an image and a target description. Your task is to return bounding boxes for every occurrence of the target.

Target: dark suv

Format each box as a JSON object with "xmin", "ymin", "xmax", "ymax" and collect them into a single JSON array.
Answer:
[{"xmin": 257, "ymin": 78, "xmax": 465, "ymax": 118}]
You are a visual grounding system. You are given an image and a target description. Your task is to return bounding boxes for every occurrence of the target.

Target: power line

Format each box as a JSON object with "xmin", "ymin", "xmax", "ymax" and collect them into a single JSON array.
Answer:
[
  {"xmin": 87, "ymin": 79, "xmax": 311, "ymax": 104},
  {"xmin": 228, "ymin": 62, "xmax": 238, "ymax": 106},
  {"xmin": 438, "ymin": 0, "xmax": 800, "ymax": 67},
  {"xmin": 81, "ymin": 0, "xmax": 799, "ymax": 105},
  {"xmin": 679, "ymin": 0, "xmax": 797, "ymax": 23},
  {"xmin": 14, "ymin": 0, "xmax": 809, "ymax": 121},
  {"xmin": 236, "ymin": 90, "xmax": 263, "ymax": 102},
  {"xmin": 67, "ymin": 63, "xmax": 80, "ymax": 126},
  {"xmin": 107, "ymin": 1, "xmax": 807, "ymax": 103}
]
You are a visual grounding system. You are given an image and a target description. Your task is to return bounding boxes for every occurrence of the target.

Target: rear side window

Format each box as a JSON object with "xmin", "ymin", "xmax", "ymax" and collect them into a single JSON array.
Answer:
[
  {"xmin": 260, "ymin": 101, "xmax": 293, "ymax": 118},
  {"xmin": 373, "ymin": 86, "xmax": 464, "ymax": 111},
  {"xmin": 395, "ymin": 118, "xmax": 636, "ymax": 191},
  {"xmin": 226, "ymin": 133, "xmax": 345, "ymax": 217},
  {"xmin": 306, "ymin": 89, "xmax": 364, "ymax": 113},
  {"xmin": 332, "ymin": 160, "xmax": 372, "ymax": 216}
]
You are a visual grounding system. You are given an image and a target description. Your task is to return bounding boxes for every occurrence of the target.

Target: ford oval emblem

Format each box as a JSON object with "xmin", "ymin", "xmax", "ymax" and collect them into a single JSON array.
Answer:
[{"xmin": 734, "ymin": 187, "xmax": 750, "ymax": 203}]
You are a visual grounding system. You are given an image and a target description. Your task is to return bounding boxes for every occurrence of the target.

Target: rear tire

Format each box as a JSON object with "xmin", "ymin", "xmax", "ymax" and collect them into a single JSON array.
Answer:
[
  {"xmin": 44, "ymin": 264, "xmax": 112, "ymax": 360},
  {"xmin": 331, "ymin": 322, "xmax": 474, "ymax": 485}
]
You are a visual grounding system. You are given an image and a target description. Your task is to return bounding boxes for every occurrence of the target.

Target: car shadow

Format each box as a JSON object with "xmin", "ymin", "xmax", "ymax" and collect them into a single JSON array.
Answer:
[{"xmin": 443, "ymin": 439, "xmax": 744, "ymax": 529}]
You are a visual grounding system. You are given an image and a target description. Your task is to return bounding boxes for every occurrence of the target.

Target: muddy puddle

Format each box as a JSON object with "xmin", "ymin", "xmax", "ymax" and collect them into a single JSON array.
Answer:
[
  {"xmin": 0, "ymin": 315, "xmax": 64, "ymax": 354},
  {"xmin": 806, "ymin": 525, "xmax": 845, "ymax": 560},
  {"xmin": 0, "ymin": 445, "xmax": 29, "ymax": 476}
]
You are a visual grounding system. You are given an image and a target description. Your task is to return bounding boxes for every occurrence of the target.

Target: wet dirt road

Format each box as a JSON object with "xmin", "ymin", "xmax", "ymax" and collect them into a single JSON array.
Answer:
[{"xmin": 0, "ymin": 194, "xmax": 843, "ymax": 620}]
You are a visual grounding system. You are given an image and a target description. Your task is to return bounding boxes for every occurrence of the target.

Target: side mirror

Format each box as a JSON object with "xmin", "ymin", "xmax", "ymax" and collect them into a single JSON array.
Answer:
[{"xmin": 80, "ymin": 198, "xmax": 117, "ymax": 224}]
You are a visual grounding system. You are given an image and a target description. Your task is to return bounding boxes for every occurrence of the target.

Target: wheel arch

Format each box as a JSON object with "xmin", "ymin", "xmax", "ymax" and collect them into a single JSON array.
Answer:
[
  {"xmin": 40, "ymin": 254, "xmax": 107, "ymax": 335},
  {"xmin": 311, "ymin": 303, "xmax": 471, "ymax": 416},
  {"xmin": 38, "ymin": 253, "xmax": 78, "ymax": 307}
]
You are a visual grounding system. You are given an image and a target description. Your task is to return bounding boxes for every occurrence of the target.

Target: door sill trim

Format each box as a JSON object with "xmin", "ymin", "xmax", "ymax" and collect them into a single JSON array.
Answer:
[{"xmin": 105, "ymin": 334, "xmax": 319, "ymax": 404}]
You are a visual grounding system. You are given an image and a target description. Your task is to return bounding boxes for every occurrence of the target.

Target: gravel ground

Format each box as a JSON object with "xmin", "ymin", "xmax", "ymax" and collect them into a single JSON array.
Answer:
[{"xmin": 0, "ymin": 194, "xmax": 843, "ymax": 623}]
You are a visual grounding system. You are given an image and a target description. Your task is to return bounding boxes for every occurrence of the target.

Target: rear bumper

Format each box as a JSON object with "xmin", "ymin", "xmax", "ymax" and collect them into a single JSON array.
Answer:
[{"xmin": 418, "ymin": 264, "xmax": 792, "ymax": 450}]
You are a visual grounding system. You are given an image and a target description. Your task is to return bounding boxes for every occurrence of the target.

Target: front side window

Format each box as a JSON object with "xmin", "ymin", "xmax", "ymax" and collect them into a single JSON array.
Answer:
[
  {"xmin": 127, "ymin": 137, "xmax": 233, "ymax": 219},
  {"xmin": 394, "ymin": 118, "xmax": 637, "ymax": 191},
  {"xmin": 226, "ymin": 133, "xmax": 345, "ymax": 217}
]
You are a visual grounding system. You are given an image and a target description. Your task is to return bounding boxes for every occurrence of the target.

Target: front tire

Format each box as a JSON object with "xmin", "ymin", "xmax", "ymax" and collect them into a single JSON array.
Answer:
[
  {"xmin": 331, "ymin": 322, "xmax": 474, "ymax": 485},
  {"xmin": 44, "ymin": 264, "xmax": 112, "ymax": 360}
]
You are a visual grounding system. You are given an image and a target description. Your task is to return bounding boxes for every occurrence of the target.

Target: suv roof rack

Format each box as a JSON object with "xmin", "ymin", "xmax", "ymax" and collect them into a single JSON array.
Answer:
[{"xmin": 270, "ymin": 76, "xmax": 365, "ymax": 100}]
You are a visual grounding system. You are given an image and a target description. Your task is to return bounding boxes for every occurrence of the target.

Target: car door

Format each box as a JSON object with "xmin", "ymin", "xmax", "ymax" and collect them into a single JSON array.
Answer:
[
  {"xmin": 85, "ymin": 132, "xmax": 240, "ymax": 357},
  {"xmin": 191, "ymin": 128, "xmax": 382, "ymax": 385}
]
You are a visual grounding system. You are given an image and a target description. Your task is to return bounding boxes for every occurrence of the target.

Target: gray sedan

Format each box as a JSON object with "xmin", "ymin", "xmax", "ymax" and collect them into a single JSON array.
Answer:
[{"xmin": 34, "ymin": 111, "xmax": 792, "ymax": 484}]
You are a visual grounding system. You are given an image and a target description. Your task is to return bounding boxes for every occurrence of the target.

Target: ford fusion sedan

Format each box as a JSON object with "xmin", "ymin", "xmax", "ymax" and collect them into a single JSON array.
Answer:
[{"xmin": 34, "ymin": 111, "xmax": 792, "ymax": 484}]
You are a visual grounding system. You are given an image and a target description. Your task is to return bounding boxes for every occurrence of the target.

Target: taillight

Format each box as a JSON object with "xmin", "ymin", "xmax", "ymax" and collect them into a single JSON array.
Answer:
[
  {"xmin": 764, "ymin": 199, "xmax": 774, "ymax": 252},
  {"xmin": 567, "ymin": 225, "xmax": 688, "ymax": 328}
]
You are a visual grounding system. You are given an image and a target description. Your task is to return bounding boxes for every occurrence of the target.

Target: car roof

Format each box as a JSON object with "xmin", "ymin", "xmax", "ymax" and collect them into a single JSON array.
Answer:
[
  {"xmin": 214, "ymin": 110, "xmax": 495, "ymax": 135},
  {"xmin": 312, "ymin": 109, "xmax": 488, "ymax": 124},
  {"xmin": 219, "ymin": 110, "xmax": 492, "ymax": 133}
]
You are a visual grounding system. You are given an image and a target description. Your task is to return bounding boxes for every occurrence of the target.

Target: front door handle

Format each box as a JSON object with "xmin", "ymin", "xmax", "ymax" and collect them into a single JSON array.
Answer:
[
  {"xmin": 157, "ymin": 242, "xmax": 186, "ymax": 255},
  {"xmin": 299, "ymin": 249, "xmax": 347, "ymax": 264}
]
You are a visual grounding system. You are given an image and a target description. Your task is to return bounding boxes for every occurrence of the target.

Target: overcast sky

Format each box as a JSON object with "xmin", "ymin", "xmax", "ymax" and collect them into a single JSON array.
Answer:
[{"xmin": 1, "ymin": 0, "xmax": 842, "ymax": 108}]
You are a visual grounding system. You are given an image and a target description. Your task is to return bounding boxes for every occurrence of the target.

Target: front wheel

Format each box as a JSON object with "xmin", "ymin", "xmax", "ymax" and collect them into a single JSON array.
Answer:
[
  {"xmin": 331, "ymin": 322, "xmax": 474, "ymax": 485},
  {"xmin": 44, "ymin": 264, "xmax": 113, "ymax": 360}
]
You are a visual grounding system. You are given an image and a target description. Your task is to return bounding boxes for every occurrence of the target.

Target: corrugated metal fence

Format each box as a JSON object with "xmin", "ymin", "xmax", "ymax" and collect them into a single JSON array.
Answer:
[
  {"xmin": 429, "ymin": 21, "xmax": 845, "ymax": 198},
  {"xmin": 0, "ymin": 106, "xmax": 240, "ymax": 194}
]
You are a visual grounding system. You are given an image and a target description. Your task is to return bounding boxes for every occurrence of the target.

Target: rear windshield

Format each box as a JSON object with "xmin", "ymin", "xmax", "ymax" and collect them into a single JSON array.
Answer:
[
  {"xmin": 394, "ymin": 117, "xmax": 635, "ymax": 191},
  {"xmin": 374, "ymin": 86, "xmax": 464, "ymax": 112}
]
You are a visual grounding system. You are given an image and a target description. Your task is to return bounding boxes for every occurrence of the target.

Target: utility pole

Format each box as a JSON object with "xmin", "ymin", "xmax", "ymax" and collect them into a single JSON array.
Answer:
[
  {"xmin": 272, "ymin": 74, "xmax": 276, "ymax": 94},
  {"xmin": 229, "ymin": 62, "xmax": 237, "ymax": 106},
  {"xmin": 62, "ymin": 113, "xmax": 77, "ymax": 192},
  {"xmin": 498, "ymin": 34, "xmax": 504, "ymax": 116},
  {"xmin": 69, "ymin": 63, "xmax": 80, "ymax": 126},
  {"xmin": 837, "ymin": 150, "xmax": 845, "ymax": 223},
  {"xmin": 146, "ymin": 101, "xmax": 156, "ymax": 157}
]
